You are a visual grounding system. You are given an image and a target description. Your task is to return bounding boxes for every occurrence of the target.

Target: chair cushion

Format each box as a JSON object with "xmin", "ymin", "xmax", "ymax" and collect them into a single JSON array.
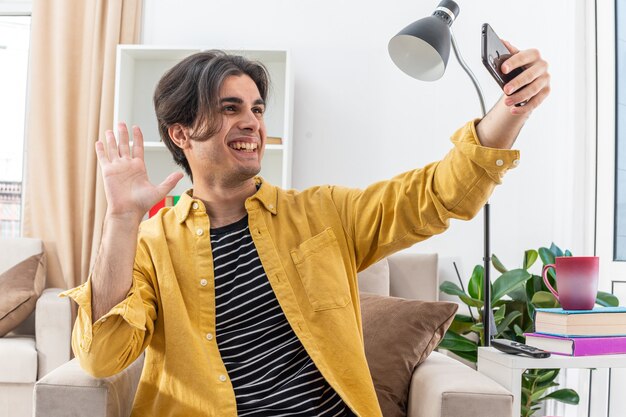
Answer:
[
  {"xmin": 360, "ymin": 293, "xmax": 458, "ymax": 417},
  {"xmin": 357, "ymin": 259, "xmax": 390, "ymax": 296},
  {"xmin": 0, "ymin": 336, "xmax": 38, "ymax": 382},
  {"xmin": 0, "ymin": 253, "xmax": 46, "ymax": 337}
]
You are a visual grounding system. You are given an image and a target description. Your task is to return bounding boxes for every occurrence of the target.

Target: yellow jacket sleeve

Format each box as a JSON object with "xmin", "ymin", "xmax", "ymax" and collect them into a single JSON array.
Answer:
[
  {"xmin": 60, "ymin": 246, "xmax": 158, "ymax": 378},
  {"xmin": 331, "ymin": 120, "xmax": 520, "ymax": 270}
]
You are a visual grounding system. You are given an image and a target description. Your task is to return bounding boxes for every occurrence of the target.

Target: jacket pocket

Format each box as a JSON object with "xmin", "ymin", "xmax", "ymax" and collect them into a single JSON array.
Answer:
[{"xmin": 290, "ymin": 228, "xmax": 351, "ymax": 311}]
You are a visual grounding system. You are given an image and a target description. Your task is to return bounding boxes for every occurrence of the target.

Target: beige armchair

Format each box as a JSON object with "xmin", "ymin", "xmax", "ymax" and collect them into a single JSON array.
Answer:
[
  {"xmin": 0, "ymin": 238, "xmax": 71, "ymax": 417},
  {"xmin": 34, "ymin": 252, "xmax": 512, "ymax": 417}
]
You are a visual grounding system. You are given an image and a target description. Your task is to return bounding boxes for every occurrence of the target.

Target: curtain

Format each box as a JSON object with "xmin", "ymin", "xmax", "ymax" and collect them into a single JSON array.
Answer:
[{"xmin": 23, "ymin": 0, "xmax": 143, "ymax": 289}]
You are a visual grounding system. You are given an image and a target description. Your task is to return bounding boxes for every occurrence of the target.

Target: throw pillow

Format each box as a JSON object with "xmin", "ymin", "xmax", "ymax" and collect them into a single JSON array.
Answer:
[
  {"xmin": 0, "ymin": 253, "xmax": 46, "ymax": 337},
  {"xmin": 360, "ymin": 292, "xmax": 458, "ymax": 417}
]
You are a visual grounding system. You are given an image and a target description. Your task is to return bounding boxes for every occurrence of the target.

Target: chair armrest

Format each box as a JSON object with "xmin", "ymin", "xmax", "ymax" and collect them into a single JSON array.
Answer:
[
  {"xmin": 35, "ymin": 288, "xmax": 72, "ymax": 377},
  {"xmin": 34, "ymin": 355, "xmax": 144, "ymax": 417},
  {"xmin": 407, "ymin": 351, "xmax": 513, "ymax": 417}
]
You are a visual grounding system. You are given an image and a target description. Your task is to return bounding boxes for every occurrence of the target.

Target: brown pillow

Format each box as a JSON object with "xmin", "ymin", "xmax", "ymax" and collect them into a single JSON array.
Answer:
[
  {"xmin": 360, "ymin": 293, "xmax": 458, "ymax": 417},
  {"xmin": 0, "ymin": 253, "xmax": 46, "ymax": 337}
]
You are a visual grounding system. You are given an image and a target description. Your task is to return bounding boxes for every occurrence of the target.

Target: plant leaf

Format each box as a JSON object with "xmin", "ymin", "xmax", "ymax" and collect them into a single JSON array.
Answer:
[
  {"xmin": 491, "ymin": 269, "xmax": 532, "ymax": 302},
  {"xmin": 538, "ymin": 247, "xmax": 555, "ymax": 265},
  {"xmin": 496, "ymin": 310, "xmax": 522, "ymax": 336},
  {"xmin": 491, "ymin": 254, "xmax": 508, "ymax": 274},
  {"xmin": 440, "ymin": 281, "xmax": 485, "ymax": 307},
  {"xmin": 524, "ymin": 250, "xmax": 538, "ymax": 270},
  {"xmin": 461, "ymin": 295, "xmax": 484, "ymax": 308},
  {"xmin": 549, "ymin": 243, "xmax": 564, "ymax": 257},
  {"xmin": 525, "ymin": 275, "xmax": 543, "ymax": 319},
  {"xmin": 447, "ymin": 348, "xmax": 477, "ymax": 363},
  {"xmin": 565, "ymin": 249, "xmax": 573, "ymax": 256},
  {"xmin": 449, "ymin": 314, "xmax": 476, "ymax": 334},
  {"xmin": 596, "ymin": 291, "xmax": 619, "ymax": 307},
  {"xmin": 439, "ymin": 330, "xmax": 478, "ymax": 352},
  {"xmin": 440, "ymin": 281, "xmax": 466, "ymax": 297},
  {"xmin": 536, "ymin": 381, "xmax": 560, "ymax": 390},
  {"xmin": 530, "ymin": 386, "xmax": 550, "ymax": 402},
  {"xmin": 470, "ymin": 323, "xmax": 484, "ymax": 333},
  {"xmin": 528, "ymin": 274, "xmax": 544, "ymax": 294},
  {"xmin": 494, "ymin": 304, "xmax": 506, "ymax": 321},
  {"xmin": 538, "ymin": 388, "xmax": 580, "ymax": 405},
  {"xmin": 535, "ymin": 369, "xmax": 559, "ymax": 383},
  {"xmin": 508, "ymin": 285, "xmax": 527, "ymax": 302},
  {"xmin": 468, "ymin": 265, "xmax": 484, "ymax": 301},
  {"xmin": 514, "ymin": 324, "xmax": 524, "ymax": 336},
  {"xmin": 531, "ymin": 291, "xmax": 560, "ymax": 309}
]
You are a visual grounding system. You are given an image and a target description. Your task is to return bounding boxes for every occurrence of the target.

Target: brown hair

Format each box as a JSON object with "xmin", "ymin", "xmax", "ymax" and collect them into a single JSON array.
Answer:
[{"xmin": 153, "ymin": 50, "xmax": 270, "ymax": 180}]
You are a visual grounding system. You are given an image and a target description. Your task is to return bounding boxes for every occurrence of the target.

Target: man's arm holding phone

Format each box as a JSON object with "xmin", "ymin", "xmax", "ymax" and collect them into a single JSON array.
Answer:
[{"xmin": 476, "ymin": 41, "xmax": 551, "ymax": 150}]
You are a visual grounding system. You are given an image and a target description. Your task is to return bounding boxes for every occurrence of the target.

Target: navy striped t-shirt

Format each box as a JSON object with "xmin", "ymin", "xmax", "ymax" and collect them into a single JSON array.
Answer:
[{"xmin": 211, "ymin": 215, "xmax": 355, "ymax": 417}]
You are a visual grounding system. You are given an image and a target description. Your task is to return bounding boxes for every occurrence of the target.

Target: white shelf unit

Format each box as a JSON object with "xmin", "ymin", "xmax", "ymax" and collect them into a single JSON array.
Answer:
[{"xmin": 113, "ymin": 45, "xmax": 294, "ymax": 196}]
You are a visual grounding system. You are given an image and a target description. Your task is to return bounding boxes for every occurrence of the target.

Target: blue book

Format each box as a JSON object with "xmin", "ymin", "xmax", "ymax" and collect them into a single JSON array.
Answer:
[{"xmin": 534, "ymin": 307, "xmax": 626, "ymax": 337}]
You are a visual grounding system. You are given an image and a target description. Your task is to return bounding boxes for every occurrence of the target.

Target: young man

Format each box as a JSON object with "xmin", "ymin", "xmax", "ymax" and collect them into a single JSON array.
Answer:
[{"xmin": 64, "ymin": 47, "xmax": 549, "ymax": 416}]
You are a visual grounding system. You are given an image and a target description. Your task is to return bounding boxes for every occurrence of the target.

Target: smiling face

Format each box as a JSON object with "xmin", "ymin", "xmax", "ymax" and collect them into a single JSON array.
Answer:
[{"xmin": 182, "ymin": 74, "xmax": 267, "ymax": 189}]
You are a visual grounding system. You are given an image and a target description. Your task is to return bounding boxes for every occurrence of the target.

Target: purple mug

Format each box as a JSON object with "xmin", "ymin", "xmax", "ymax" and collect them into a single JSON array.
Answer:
[{"xmin": 542, "ymin": 256, "xmax": 599, "ymax": 310}]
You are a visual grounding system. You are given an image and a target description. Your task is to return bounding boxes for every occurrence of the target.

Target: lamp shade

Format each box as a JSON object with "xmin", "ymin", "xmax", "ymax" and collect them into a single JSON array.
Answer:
[{"xmin": 388, "ymin": 0, "xmax": 459, "ymax": 81}]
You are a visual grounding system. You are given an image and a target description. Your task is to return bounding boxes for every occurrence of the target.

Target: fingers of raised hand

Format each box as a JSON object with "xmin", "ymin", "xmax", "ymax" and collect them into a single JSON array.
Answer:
[
  {"xmin": 508, "ymin": 83, "xmax": 551, "ymax": 115},
  {"xmin": 156, "ymin": 171, "xmax": 185, "ymax": 196},
  {"xmin": 501, "ymin": 48, "xmax": 541, "ymax": 76},
  {"xmin": 500, "ymin": 49, "xmax": 550, "ymax": 112},
  {"xmin": 117, "ymin": 123, "xmax": 131, "ymax": 158},
  {"xmin": 104, "ymin": 130, "xmax": 120, "ymax": 161},
  {"xmin": 503, "ymin": 55, "xmax": 548, "ymax": 95},
  {"xmin": 504, "ymin": 70, "xmax": 551, "ymax": 106},
  {"xmin": 501, "ymin": 39, "xmax": 519, "ymax": 54},
  {"xmin": 95, "ymin": 139, "xmax": 107, "ymax": 164},
  {"xmin": 131, "ymin": 125, "xmax": 145, "ymax": 161},
  {"xmin": 96, "ymin": 123, "xmax": 146, "ymax": 164}
]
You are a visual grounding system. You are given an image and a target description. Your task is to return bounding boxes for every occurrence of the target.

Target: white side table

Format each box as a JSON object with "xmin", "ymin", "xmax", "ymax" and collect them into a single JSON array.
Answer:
[{"xmin": 477, "ymin": 347, "xmax": 626, "ymax": 416}]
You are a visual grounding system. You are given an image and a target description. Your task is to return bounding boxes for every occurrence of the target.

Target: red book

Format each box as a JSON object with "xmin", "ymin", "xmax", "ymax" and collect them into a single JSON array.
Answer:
[
  {"xmin": 525, "ymin": 332, "xmax": 626, "ymax": 356},
  {"xmin": 148, "ymin": 196, "xmax": 178, "ymax": 218},
  {"xmin": 148, "ymin": 198, "xmax": 166, "ymax": 218}
]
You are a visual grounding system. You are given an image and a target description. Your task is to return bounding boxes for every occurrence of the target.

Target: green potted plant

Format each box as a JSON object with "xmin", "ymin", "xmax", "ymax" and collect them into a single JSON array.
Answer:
[{"xmin": 438, "ymin": 243, "xmax": 619, "ymax": 417}]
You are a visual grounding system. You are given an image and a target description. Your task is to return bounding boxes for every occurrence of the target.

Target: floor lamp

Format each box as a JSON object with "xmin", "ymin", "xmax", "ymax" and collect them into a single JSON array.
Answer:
[{"xmin": 388, "ymin": 0, "xmax": 495, "ymax": 346}]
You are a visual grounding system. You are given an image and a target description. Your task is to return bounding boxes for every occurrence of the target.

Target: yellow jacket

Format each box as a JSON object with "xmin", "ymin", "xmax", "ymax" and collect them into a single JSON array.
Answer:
[{"xmin": 62, "ymin": 120, "xmax": 519, "ymax": 416}]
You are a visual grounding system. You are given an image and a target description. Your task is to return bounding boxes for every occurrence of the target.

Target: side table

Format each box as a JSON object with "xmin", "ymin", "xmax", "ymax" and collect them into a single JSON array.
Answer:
[{"xmin": 477, "ymin": 347, "xmax": 626, "ymax": 417}]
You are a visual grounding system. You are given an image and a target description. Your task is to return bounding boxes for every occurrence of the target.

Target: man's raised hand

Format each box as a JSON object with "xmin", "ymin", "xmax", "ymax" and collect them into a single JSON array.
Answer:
[{"xmin": 95, "ymin": 123, "xmax": 184, "ymax": 223}]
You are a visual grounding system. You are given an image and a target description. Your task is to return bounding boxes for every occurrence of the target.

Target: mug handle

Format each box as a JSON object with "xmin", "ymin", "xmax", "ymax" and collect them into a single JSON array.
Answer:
[{"xmin": 542, "ymin": 264, "xmax": 560, "ymax": 302}]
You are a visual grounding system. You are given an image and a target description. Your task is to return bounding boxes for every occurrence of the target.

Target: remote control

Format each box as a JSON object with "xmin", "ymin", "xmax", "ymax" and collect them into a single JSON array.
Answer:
[{"xmin": 491, "ymin": 339, "xmax": 551, "ymax": 358}]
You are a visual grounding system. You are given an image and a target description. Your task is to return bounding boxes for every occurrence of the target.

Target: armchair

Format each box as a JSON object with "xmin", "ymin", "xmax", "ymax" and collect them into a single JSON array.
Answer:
[
  {"xmin": 34, "ymin": 252, "xmax": 512, "ymax": 417},
  {"xmin": 0, "ymin": 238, "xmax": 71, "ymax": 417}
]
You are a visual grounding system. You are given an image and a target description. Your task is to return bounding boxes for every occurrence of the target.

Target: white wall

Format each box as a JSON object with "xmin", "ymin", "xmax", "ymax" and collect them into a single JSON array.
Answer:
[{"xmin": 142, "ymin": 0, "xmax": 591, "ymax": 280}]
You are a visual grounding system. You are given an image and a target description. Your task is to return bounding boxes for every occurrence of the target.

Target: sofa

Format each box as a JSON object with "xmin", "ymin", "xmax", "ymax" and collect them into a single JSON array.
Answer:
[
  {"xmin": 0, "ymin": 238, "xmax": 71, "ymax": 417},
  {"xmin": 34, "ymin": 252, "xmax": 513, "ymax": 417}
]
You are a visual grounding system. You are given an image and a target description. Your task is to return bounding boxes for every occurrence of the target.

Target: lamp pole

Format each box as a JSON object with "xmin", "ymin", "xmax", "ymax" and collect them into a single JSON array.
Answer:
[
  {"xmin": 388, "ymin": 0, "xmax": 495, "ymax": 347},
  {"xmin": 450, "ymin": 30, "xmax": 494, "ymax": 347}
]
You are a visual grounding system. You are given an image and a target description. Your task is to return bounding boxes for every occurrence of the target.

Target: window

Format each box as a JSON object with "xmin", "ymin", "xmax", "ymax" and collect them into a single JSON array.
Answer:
[
  {"xmin": 0, "ymin": 14, "xmax": 31, "ymax": 237},
  {"xmin": 616, "ymin": 0, "xmax": 626, "ymax": 259}
]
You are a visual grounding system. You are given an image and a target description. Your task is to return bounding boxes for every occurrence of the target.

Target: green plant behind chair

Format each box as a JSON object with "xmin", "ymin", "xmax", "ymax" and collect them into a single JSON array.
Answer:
[{"xmin": 439, "ymin": 243, "xmax": 619, "ymax": 417}]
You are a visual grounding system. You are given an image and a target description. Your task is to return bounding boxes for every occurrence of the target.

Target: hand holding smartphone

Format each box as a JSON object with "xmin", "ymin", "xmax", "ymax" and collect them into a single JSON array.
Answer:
[{"xmin": 481, "ymin": 23, "xmax": 527, "ymax": 107}]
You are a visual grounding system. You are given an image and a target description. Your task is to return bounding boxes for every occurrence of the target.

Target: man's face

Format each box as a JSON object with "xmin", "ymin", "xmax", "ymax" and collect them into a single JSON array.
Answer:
[{"xmin": 186, "ymin": 74, "xmax": 267, "ymax": 187}]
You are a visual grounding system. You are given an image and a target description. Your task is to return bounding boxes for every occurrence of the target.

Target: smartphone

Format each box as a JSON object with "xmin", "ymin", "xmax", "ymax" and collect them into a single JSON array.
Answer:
[{"xmin": 481, "ymin": 23, "xmax": 526, "ymax": 106}]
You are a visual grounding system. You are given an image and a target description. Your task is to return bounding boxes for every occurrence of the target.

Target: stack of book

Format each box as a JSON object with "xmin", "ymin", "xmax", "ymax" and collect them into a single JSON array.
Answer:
[
  {"xmin": 149, "ymin": 195, "xmax": 180, "ymax": 218},
  {"xmin": 524, "ymin": 307, "xmax": 626, "ymax": 356}
]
